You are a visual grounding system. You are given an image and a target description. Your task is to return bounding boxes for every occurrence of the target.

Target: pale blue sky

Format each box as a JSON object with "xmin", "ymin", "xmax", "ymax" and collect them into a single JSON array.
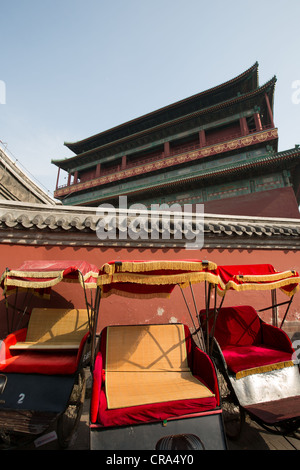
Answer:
[{"xmin": 0, "ymin": 0, "xmax": 300, "ymax": 198}]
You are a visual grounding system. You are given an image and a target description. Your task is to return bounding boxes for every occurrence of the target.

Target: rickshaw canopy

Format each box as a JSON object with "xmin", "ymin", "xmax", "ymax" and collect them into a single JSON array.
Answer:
[
  {"xmin": 97, "ymin": 259, "xmax": 219, "ymax": 298},
  {"xmin": 0, "ymin": 259, "xmax": 98, "ymax": 296},
  {"xmin": 216, "ymin": 264, "xmax": 300, "ymax": 296},
  {"xmin": 217, "ymin": 264, "xmax": 300, "ymax": 296}
]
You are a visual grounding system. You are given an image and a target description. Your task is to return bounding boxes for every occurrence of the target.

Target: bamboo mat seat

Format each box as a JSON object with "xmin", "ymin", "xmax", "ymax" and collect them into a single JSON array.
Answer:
[
  {"xmin": 105, "ymin": 324, "xmax": 214, "ymax": 409},
  {"xmin": 10, "ymin": 308, "xmax": 89, "ymax": 350}
]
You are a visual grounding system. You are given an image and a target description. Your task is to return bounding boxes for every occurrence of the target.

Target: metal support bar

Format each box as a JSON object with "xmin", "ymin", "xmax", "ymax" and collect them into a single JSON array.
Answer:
[
  {"xmin": 189, "ymin": 282, "xmax": 205, "ymax": 351},
  {"xmin": 280, "ymin": 295, "xmax": 294, "ymax": 329},
  {"xmin": 91, "ymin": 287, "xmax": 101, "ymax": 367},
  {"xmin": 204, "ymin": 282, "xmax": 212, "ymax": 353},
  {"xmin": 258, "ymin": 300, "xmax": 292, "ymax": 312},
  {"xmin": 11, "ymin": 286, "xmax": 18, "ymax": 334},
  {"xmin": 179, "ymin": 285, "xmax": 203, "ymax": 350},
  {"xmin": 271, "ymin": 290, "xmax": 278, "ymax": 327},
  {"xmin": 78, "ymin": 270, "xmax": 102, "ymax": 367},
  {"xmin": 79, "ymin": 270, "xmax": 92, "ymax": 332},
  {"xmin": 209, "ymin": 287, "xmax": 226, "ymax": 356},
  {"xmin": 15, "ymin": 291, "xmax": 34, "ymax": 332}
]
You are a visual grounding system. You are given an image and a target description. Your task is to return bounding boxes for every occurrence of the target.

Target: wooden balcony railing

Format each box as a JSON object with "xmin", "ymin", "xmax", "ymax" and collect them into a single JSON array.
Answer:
[{"xmin": 55, "ymin": 124, "xmax": 275, "ymax": 192}]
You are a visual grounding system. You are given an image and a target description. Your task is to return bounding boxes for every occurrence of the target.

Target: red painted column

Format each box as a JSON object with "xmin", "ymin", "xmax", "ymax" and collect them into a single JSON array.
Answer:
[
  {"xmin": 55, "ymin": 167, "xmax": 60, "ymax": 190},
  {"xmin": 254, "ymin": 112, "xmax": 263, "ymax": 131},
  {"xmin": 199, "ymin": 130, "xmax": 206, "ymax": 147},
  {"xmin": 73, "ymin": 171, "xmax": 78, "ymax": 184},
  {"xmin": 122, "ymin": 155, "xmax": 127, "ymax": 169},
  {"xmin": 239, "ymin": 117, "xmax": 249, "ymax": 136},
  {"xmin": 95, "ymin": 163, "xmax": 101, "ymax": 177},
  {"xmin": 265, "ymin": 93, "xmax": 275, "ymax": 128},
  {"xmin": 164, "ymin": 142, "xmax": 170, "ymax": 157},
  {"xmin": 67, "ymin": 172, "xmax": 71, "ymax": 186}
]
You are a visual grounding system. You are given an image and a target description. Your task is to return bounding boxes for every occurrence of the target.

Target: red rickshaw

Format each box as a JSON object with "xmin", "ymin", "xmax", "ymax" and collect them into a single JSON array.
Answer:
[
  {"xmin": 89, "ymin": 259, "xmax": 228, "ymax": 450},
  {"xmin": 0, "ymin": 260, "xmax": 99, "ymax": 449},
  {"xmin": 200, "ymin": 263, "xmax": 300, "ymax": 440}
]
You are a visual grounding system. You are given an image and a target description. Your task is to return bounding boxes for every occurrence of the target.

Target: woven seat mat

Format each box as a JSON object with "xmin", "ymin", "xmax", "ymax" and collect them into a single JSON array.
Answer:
[
  {"xmin": 105, "ymin": 324, "xmax": 214, "ymax": 409},
  {"xmin": 10, "ymin": 308, "xmax": 89, "ymax": 350}
]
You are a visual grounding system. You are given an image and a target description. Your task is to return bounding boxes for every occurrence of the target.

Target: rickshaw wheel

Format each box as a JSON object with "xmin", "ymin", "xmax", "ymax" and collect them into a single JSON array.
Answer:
[
  {"xmin": 218, "ymin": 371, "xmax": 245, "ymax": 440},
  {"xmin": 57, "ymin": 369, "xmax": 86, "ymax": 449}
]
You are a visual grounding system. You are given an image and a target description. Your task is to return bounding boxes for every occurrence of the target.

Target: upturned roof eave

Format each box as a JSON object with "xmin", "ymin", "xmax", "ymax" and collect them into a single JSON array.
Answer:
[
  {"xmin": 64, "ymin": 62, "xmax": 259, "ymax": 155},
  {"xmin": 52, "ymin": 76, "xmax": 275, "ymax": 172}
]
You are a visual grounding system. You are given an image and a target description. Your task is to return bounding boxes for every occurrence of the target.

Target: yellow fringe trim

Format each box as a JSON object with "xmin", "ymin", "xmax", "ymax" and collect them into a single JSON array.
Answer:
[
  {"xmin": 2, "ymin": 271, "xmax": 98, "ymax": 293},
  {"xmin": 234, "ymin": 270, "xmax": 297, "ymax": 283},
  {"xmin": 101, "ymin": 288, "xmax": 172, "ymax": 300},
  {"xmin": 101, "ymin": 260, "xmax": 217, "ymax": 275},
  {"xmin": 8, "ymin": 270, "xmax": 65, "ymax": 278},
  {"xmin": 97, "ymin": 271, "xmax": 220, "ymax": 287},
  {"xmin": 4, "ymin": 276, "xmax": 63, "ymax": 290},
  {"xmin": 218, "ymin": 278, "xmax": 300, "ymax": 297},
  {"xmin": 236, "ymin": 360, "xmax": 295, "ymax": 379},
  {"xmin": 6, "ymin": 269, "xmax": 98, "ymax": 282}
]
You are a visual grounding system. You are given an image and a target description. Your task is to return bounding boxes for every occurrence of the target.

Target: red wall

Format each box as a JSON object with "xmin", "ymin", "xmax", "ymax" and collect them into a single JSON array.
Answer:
[
  {"xmin": 203, "ymin": 187, "xmax": 300, "ymax": 219},
  {"xmin": 0, "ymin": 242, "xmax": 299, "ymax": 339}
]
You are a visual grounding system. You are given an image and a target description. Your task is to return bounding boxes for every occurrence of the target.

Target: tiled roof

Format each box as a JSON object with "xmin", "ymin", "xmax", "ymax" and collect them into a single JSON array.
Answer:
[
  {"xmin": 0, "ymin": 200, "xmax": 299, "ymax": 250},
  {"xmin": 53, "ymin": 70, "xmax": 272, "ymax": 171}
]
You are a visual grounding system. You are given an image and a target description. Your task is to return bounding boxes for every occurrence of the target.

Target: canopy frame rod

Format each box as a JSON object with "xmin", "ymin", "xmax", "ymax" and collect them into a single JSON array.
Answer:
[
  {"xmin": 78, "ymin": 270, "xmax": 102, "ymax": 367},
  {"xmin": 189, "ymin": 282, "xmax": 205, "ymax": 351},
  {"xmin": 257, "ymin": 296, "xmax": 295, "ymax": 329},
  {"xmin": 179, "ymin": 284, "xmax": 205, "ymax": 351},
  {"xmin": 280, "ymin": 295, "xmax": 294, "ymax": 329},
  {"xmin": 209, "ymin": 286, "xmax": 226, "ymax": 356}
]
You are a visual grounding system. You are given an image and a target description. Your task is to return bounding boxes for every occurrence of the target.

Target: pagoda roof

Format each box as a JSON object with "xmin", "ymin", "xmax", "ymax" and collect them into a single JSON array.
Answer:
[
  {"xmin": 64, "ymin": 62, "xmax": 259, "ymax": 156},
  {"xmin": 53, "ymin": 72, "xmax": 276, "ymax": 173}
]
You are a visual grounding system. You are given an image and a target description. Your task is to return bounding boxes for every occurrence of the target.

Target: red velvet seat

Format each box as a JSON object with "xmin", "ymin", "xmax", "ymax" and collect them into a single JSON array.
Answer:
[
  {"xmin": 0, "ymin": 328, "xmax": 89, "ymax": 375},
  {"xmin": 90, "ymin": 324, "xmax": 219, "ymax": 427},
  {"xmin": 200, "ymin": 305, "xmax": 294, "ymax": 378}
]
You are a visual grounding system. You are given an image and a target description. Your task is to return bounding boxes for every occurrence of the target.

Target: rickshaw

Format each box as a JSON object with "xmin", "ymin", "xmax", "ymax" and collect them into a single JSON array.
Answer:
[
  {"xmin": 0, "ymin": 259, "xmax": 99, "ymax": 449},
  {"xmin": 89, "ymin": 259, "xmax": 228, "ymax": 450},
  {"xmin": 200, "ymin": 263, "xmax": 300, "ymax": 440}
]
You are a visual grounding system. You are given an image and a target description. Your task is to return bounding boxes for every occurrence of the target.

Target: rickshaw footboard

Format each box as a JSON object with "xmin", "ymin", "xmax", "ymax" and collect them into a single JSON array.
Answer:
[{"xmin": 244, "ymin": 395, "xmax": 300, "ymax": 425}]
